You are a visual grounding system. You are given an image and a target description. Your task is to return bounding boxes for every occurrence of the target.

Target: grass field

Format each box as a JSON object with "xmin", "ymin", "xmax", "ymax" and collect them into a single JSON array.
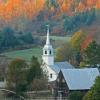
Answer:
[
  {"xmin": 1, "ymin": 36, "xmax": 71, "ymax": 62},
  {"xmin": 2, "ymin": 47, "xmax": 42, "ymax": 62},
  {"xmin": 50, "ymin": 36, "xmax": 71, "ymax": 41}
]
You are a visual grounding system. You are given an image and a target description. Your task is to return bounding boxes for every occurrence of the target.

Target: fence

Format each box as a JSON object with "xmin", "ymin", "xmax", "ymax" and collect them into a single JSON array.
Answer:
[{"xmin": 0, "ymin": 89, "xmax": 68, "ymax": 100}]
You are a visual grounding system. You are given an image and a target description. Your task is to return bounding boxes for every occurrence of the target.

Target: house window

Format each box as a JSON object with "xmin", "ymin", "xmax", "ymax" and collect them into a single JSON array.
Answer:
[
  {"xmin": 49, "ymin": 50, "xmax": 51, "ymax": 55},
  {"xmin": 45, "ymin": 50, "xmax": 47, "ymax": 54},
  {"xmin": 50, "ymin": 73, "xmax": 52, "ymax": 78}
]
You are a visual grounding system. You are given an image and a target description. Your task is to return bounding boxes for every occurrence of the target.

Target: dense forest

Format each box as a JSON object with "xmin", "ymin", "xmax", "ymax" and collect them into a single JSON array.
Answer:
[{"xmin": 0, "ymin": 0, "xmax": 99, "ymax": 34}]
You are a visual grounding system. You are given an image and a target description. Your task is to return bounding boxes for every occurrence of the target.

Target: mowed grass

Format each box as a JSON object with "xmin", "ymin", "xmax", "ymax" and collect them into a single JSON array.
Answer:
[
  {"xmin": 42, "ymin": 36, "xmax": 71, "ymax": 42},
  {"xmin": 2, "ymin": 47, "xmax": 42, "ymax": 62}
]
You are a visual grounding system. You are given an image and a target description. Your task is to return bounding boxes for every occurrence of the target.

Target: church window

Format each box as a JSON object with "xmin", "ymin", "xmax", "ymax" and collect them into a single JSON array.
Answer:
[
  {"xmin": 50, "ymin": 73, "xmax": 52, "ymax": 78},
  {"xmin": 45, "ymin": 50, "xmax": 47, "ymax": 54},
  {"xmin": 49, "ymin": 50, "xmax": 51, "ymax": 55}
]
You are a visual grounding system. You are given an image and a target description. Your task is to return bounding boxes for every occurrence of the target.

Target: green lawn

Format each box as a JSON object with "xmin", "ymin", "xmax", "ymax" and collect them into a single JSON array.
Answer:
[{"xmin": 2, "ymin": 47, "xmax": 42, "ymax": 62}]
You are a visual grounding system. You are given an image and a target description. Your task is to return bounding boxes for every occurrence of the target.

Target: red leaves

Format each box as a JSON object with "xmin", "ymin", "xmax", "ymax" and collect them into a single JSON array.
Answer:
[{"xmin": 81, "ymin": 33, "xmax": 93, "ymax": 52}]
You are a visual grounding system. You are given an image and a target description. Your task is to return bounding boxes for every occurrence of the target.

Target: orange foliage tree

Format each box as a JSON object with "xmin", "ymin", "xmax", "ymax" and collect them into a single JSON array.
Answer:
[
  {"xmin": 0, "ymin": 0, "xmax": 99, "ymax": 22},
  {"xmin": 0, "ymin": 0, "xmax": 45, "ymax": 21},
  {"xmin": 81, "ymin": 33, "xmax": 93, "ymax": 52},
  {"xmin": 96, "ymin": 0, "xmax": 100, "ymax": 9}
]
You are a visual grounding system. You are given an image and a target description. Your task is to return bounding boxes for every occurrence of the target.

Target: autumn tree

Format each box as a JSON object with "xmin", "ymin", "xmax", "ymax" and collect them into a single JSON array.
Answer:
[
  {"xmin": 70, "ymin": 30, "xmax": 86, "ymax": 65},
  {"xmin": 81, "ymin": 33, "xmax": 93, "ymax": 52},
  {"xmin": 55, "ymin": 42, "xmax": 75, "ymax": 64},
  {"xmin": 55, "ymin": 30, "xmax": 87, "ymax": 66},
  {"xmin": 71, "ymin": 30, "xmax": 86, "ymax": 51},
  {"xmin": 0, "ymin": 0, "xmax": 45, "ymax": 21},
  {"xmin": 96, "ymin": 0, "xmax": 100, "ymax": 9},
  {"xmin": 7, "ymin": 58, "xmax": 28, "ymax": 96}
]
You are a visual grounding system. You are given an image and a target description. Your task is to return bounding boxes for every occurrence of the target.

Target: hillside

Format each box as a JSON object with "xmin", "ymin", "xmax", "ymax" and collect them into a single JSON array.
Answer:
[
  {"xmin": 82, "ymin": 10, "xmax": 100, "ymax": 44},
  {"xmin": 0, "ymin": 0, "xmax": 99, "ymax": 35}
]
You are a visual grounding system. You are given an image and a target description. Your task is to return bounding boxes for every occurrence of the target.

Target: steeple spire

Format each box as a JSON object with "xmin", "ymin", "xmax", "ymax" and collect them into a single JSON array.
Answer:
[
  {"xmin": 42, "ymin": 24, "xmax": 54, "ymax": 65},
  {"xmin": 46, "ymin": 25, "xmax": 50, "ymax": 45}
]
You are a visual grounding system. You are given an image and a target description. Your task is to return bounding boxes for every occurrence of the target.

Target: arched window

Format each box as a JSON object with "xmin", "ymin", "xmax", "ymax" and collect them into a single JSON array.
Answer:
[
  {"xmin": 45, "ymin": 50, "xmax": 47, "ymax": 54},
  {"xmin": 50, "ymin": 73, "xmax": 52, "ymax": 78}
]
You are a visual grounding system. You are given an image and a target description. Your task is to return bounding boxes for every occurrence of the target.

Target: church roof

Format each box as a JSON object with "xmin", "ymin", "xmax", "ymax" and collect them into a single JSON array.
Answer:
[
  {"xmin": 50, "ymin": 61, "xmax": 74, "ymax": 74},
  {"xmin": 60, "ymin": 68, "xmax": 100, "ymax": 90}
]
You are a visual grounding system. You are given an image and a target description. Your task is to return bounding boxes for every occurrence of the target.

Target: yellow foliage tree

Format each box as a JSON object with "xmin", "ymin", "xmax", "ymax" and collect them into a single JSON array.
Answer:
[
  {"xmin": 55, "ymin": 42, "xmax": 75, "ymax": 62},
  {"xmin": 70, "ymin": 30, "xmax": 86, "ymax": 51}
]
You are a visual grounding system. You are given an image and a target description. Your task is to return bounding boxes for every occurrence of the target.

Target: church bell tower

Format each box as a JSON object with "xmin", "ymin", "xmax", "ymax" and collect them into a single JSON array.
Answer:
[{"xmin": 42, "ymin": 25, "xmax": 54, "ymax": 65}]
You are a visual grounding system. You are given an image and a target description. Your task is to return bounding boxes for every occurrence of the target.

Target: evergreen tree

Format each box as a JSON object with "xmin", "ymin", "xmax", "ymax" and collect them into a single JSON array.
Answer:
[
  {"xmin": 84, "ymin": 41, "xmax": 100, "ymax": 68},
  {"xmin": 0, "ymin": 27, "xmax": 19, "ymax": 49},
  {"xmin": 83, "ymin": 76, "xmax": 100, "ymax": 100},
  {"xmin": 27, "ymin": 56, "xmax": 43, "ymax": 84},
  {"xmin": 68, "ymin": 91, "xmax": 85, "ymax": 100}
]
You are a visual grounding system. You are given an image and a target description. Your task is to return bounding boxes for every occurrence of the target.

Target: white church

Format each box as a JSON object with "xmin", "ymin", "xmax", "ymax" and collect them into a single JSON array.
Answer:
[
  {"xmin": 41, "ymin": 26, "xmax": 100, "ymax": 96},
  {"xmin": 41, "ymin": 26, "xmax": 74, "ymax": 82}
]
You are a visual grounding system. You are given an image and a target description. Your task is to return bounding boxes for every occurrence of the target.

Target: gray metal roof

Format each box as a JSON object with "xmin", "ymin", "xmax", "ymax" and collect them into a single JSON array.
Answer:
[
  {"xmin": 61, "ymin": 68, "xmax": 100, "ymax": 90},
  {"xmin": 50, "ymin": 61, "xmax": 74, "ymax": 73}
]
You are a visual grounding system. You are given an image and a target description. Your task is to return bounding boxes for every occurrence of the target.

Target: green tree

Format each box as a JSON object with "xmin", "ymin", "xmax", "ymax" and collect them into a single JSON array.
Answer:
[
  {"xmin": 19, "ymin": 33, "xmax": 34, "ymax": 44},
  {"xmin": 27, "ymin": 56, "xmax": 43, "ymax": 85},
  {"xmin": 27, "ymin": 56, "xmax": 47, "ymax": 91},
  {"xmin": 63, "ymin": 9, "xmax": 96, "ymax": 34},
  {"xmin": 0, "ymin": 71, "xmax": 4, "ymax": 81},
  {"xmin": 84, "ymin": 41, "xmax": 100, "ymax": 68},
  {"xmin": 68, "ymin": 91, "xmax": 85, "ymax": 100},
  {"xmin": 63, "ymin": 16, "xmax": 74, "ymax": 33},
  {"xmin": 83, "ymin": 76, "xmax": 100, "ymax": 100},
  {"xmin": 86, "ymin": 8, "xmax": 96, "ymax": 25},
  {"xmin": 0, "ymin": 27, "xmax": 19, "ymax": 49},
  {"xmin": 7, "ymin": 58, "xmax": 28, "ymax": 96}
]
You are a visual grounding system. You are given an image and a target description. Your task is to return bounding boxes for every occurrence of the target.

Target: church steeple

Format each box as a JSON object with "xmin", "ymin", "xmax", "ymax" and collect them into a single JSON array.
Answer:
[
  {"xmin": 46, "ymin": 25, "xmax": 50, "ymax": 45},
  {"xmin": 42, "ymin": 25, "xmax": 54, "ymax": 65}
]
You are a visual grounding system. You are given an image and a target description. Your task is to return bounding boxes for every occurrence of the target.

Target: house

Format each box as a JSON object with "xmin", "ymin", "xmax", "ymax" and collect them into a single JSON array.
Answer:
[
  {"xmin": 56, "ymin": 68, "xmax": 100, "ymax": 97},
  {"xmin": 41, "ymin": 26, "xmax": 74, "ymax": 82}
]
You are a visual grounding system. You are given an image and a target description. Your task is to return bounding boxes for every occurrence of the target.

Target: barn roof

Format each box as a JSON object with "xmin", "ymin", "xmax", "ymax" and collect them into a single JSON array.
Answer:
[
  {"xmin": 61, "ymin": 68, "xmax": 100, "ymax": 90},
  {"xmin": 50, "ymin": 61, "xmax": 74, "ymax": 74}
]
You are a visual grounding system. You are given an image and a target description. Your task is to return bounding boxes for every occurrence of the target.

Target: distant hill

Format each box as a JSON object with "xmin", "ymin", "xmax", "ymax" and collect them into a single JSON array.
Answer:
[{"xmin": 0, "ymin": 0, "xmax": 99, "ymax": 36}]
